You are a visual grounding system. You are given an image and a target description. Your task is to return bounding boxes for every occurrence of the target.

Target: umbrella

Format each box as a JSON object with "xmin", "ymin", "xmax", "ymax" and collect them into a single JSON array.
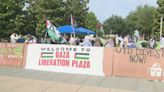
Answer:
[
  {"xmin": 57, "ymin": 25, "xmax": 78, "ymax": 34},
  {"xmin": 77, "ymin": 27, "xmax": 96, "ymax": 35}
]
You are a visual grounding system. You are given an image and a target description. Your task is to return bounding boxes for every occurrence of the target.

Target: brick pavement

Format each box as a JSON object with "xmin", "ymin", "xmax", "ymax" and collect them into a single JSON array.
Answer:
[{"xmin": 0, "ymin": 67, "xmax": 164, "ymax": 92}]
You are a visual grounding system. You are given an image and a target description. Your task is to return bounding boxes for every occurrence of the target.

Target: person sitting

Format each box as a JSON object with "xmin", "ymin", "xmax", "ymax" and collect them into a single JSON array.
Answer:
[
  {"xmin": 25, "ymin": 34, "xmax": 37, "ymax": 43},
  {"xmin": 105, "ymin": 39, "xmax": 114, "ymax": 47},
  {"xmin": 128, "ymin": 40, "xmax": 136, "ymax": 48},
  {"xmin": 17, "ymin": 34, "xmax": 25, "ymax": 43}
]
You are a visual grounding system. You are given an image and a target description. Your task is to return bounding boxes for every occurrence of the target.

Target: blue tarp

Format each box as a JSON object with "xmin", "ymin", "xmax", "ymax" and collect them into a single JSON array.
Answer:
[
  {"xmin": 57, "ymin": 25, "xmax": 96, "ymax": 35},
  {"xmin": 77, "ymin": 27, "xmax": 96, "ymax": 35},
  {"xmin": 57, "ymin": 25, "xmax": 78, "ymax": 34}
]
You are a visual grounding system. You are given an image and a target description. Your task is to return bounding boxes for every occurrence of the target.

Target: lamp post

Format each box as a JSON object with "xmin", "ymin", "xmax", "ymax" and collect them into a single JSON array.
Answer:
[{"xmin": 160, "ymin": 17, "xmax": 163, "ymax": 39}]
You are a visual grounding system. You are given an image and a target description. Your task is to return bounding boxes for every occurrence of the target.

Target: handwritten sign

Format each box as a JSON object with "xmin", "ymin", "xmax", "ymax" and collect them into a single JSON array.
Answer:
[
  {"xmin": 0, "ymin": 43, "xmax": 24, "ymax": 68},
  {"xmin": 149, "ymin": 63, "xmax": 162, "ymax": 77}
]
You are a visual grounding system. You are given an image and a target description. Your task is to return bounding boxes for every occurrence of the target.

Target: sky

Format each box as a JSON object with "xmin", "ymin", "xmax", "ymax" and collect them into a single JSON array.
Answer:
[{"xmin": 88, "ymin": 0, "xmax": 157, "ymax": 23}]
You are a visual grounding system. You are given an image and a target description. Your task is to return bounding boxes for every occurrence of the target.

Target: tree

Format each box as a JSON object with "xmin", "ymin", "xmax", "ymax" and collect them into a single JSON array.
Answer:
[
  {"xmin": 84, "ymin": 12, "xmax": 99, "ymax": 32},
  {"xmin": 103, "ymin": 15, "xmax": 127, "ymax": 35},
  {"xmin": 65, "ymin": 0, "xmax": 89, "ymax": 26},
  {"xmin": 0, "ymin": 0, "xmax": 89, "ymax": 39},
  {"xmin": 0, "ymin": 0, "xmax": 26, "ymax": 39},
  {"xmin": 26, "ymin": 0, "xmax": 89, "ymax": 37},
  {"xmin": 153, "ymin": 0, "xmax": 164, "ymax": 38},
  {"xmin": 127, "ymin": 5, "xmax": 155, "ymax": 37}
]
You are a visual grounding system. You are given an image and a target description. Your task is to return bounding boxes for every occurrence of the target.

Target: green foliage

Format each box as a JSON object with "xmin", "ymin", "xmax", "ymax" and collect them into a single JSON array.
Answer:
[
  {"xmin": 103, "ymin": 5, "xmax": 155, "ymax": 37},
  {"xmin": 127, "ymin": 5, "xmax": 155, "ymax": 37},
  {"xmin": 26, "ymin": 0, "xmax": 89, "ymax": 37},
  {"xmin": 0, "ymin": 0, "xmax": 89, "ymax": 39},
  {"xmin": 0, "ymin": 0, "xmax": 26, "ymax": 39},
  {"xmin": 0, "ymin": 0, "xmax": 157, "ymax": 40},
  {"xmin": 153, "ymin": 0, "xmax": 164, "ymax": 38},
  {"xmin": 84, "ymin": 12, "xmax": 99, "ymax": 32},
  {"xmin": 103, "ymin": 15, "xmax": 128, "ymax": 35}
]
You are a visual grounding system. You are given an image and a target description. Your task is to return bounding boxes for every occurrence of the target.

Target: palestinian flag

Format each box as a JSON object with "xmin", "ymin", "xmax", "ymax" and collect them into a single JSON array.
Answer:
[
  {"xmin": 46, "ymin": 20, "xmax": 61, "ymax": 42},
  {"xmin": 41, "ymin": 52, "xmax": 54, "ymax": 58},
  {"xmin": 74, "ymin": 53, "xmax": 89, "ymax": 60},
  {"xmin": 71, "ymin": 14, "xmax": 75, "ymax": 27},
  {"xmin": 96, "ymin": 23, "xmax": 105, "ymax": 35}
]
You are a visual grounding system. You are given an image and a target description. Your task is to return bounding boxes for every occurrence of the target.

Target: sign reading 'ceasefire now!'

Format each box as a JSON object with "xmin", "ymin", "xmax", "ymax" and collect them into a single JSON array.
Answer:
[{"xmin": 25, "ymin": 44, "xmax": 104, "ymax": 76}]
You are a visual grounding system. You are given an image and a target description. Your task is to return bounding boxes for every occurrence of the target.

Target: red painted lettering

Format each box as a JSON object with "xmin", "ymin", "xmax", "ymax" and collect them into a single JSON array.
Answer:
[
  {"xmin": 71, "ymin": 60, "xmax": 90, "ymax": 68},
  {"xmin": 56, "ymin": 52, "xmax": 70, "ymax": 58}
]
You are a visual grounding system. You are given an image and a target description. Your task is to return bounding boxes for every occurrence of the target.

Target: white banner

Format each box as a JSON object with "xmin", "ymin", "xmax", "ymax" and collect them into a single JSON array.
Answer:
[{"xmin": 25, "ymin": 44, "xmax": 104, "ymax": 76}]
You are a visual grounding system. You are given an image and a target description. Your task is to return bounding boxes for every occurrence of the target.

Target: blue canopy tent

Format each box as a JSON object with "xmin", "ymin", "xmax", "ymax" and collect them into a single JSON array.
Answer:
[
  {"xmin": 57, "ymin": 25, "xmax": 78, "ymax": 34},
  {"xmin": 57, "ymin": 25, "xmax": 96, "ymax": 35},
  {"xmin": 77, "ymin": 27, "xmax": 96, "ymax": 35}
]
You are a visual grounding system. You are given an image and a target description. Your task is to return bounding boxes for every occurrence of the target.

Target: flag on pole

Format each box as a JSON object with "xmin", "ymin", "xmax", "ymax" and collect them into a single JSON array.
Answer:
[
  {"xmin": 71, "ymin": 14, "xmax": 75, "ymax": 37},
  {"xmin": 96, "ymin": 23, "xmax": 105, "ymax": 36},
  {"xmin": 46, "ymin": 20, "xmax": 61, "ymax": 42},
  {"xmin": 100, "ymin": 25, "xmax": 105, "ymax": 35},
  {"xmin": 71, "ymin": 14, "xmax": 75, "ymax": 27}
]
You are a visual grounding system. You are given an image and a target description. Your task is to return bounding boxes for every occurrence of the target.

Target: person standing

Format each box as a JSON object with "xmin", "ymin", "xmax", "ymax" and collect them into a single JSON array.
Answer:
[
  {"xmin": 10, "ymin": 33, "xmax": 18, "ymax": 43},
  {"xmin": 93, "ymin": 37, "xmax": 102, "ymax": 47},
  {"xmin": 82, "ymin": 36, "xmax": 92, "ymax": 47},
  {"xmin": 69, "ymin": 37, "xmax": 76, "ymax": 45},
  {"xmin": 149, "ymin": 36, "xmax": 157, "ymax": 49},
  {"xmin": 160, "ymin": 35, "xmax": 164, "ymax": 49},
  {"xmin": 123, "ymin": 35, "xmax": 129, "ymax": 48},
  {"xmin": 118, "ymin": 36, "xmax": 124, "ymax": 48},
  {"xmin": 134, "ymin": 30, "xmax": 140, "ymax": 42}
]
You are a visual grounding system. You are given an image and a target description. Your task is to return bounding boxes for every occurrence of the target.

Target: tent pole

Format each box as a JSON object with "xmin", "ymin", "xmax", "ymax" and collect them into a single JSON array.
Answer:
[
  {"xmin": 43, "ymin": 31, "xmax": 47, "ymax": 43},
  {"xmin": 74, "ymin": 32, "xmax": 75, "ymax": 38}
]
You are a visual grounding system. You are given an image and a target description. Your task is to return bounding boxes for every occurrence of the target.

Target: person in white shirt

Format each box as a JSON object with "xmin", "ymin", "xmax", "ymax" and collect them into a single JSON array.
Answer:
[
  {"xmin": 69, "ymin": 37, "xmax": 76, "ymax": 45},
  {"xmin": 149, "ymin": 36, "xmax": 157, "ymax": 49},
  {"xmin": 10, "ymin": 33, "xmax": 18, "ymax": 43},
  {"xmin": 118, "ymin": 36, "xmax": 124, "ymax": 48},
  {"xmin": 123, "ymin": 35, "xmax": 129, "ymax": 48},
  {"xmin": 160, "ymin": 35, "xmax": 164, "ymax": 49},
  {"xmin": 82, "ymin": 36, "xmax": 92, "ymax": 47}
]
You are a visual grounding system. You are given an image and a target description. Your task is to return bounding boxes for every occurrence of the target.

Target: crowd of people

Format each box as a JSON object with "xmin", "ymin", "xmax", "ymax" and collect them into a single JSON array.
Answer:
[
  {"xmin": 117, "ymin": 34, "xmax": 164, "ymax": 49},
  {"xmin": 9, "ymin": 32, "xmax": 164, "ymax": 49},
  {"xmin": 10, "ymin": 32, "xmax": 112, "ymax": 47},
  {"xmin": 44, "ymin": 34, "xmax": 104, "ymax": 47},
  {"xmin": 10, "ymin": 33, "xmax": 37, "ymax": 44}
]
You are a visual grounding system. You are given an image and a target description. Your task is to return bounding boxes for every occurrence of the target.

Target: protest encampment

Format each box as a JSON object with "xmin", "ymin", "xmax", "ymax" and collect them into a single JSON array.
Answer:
[{"xmin": 0, "ymin": 0, "xmax": 164, "ymax": 92}]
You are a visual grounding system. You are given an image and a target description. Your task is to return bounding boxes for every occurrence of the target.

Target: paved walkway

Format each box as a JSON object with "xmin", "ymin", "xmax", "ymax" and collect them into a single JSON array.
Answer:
[{"xmin": 0, "ymin": 67, "xmax": 164, "ymax": 92}]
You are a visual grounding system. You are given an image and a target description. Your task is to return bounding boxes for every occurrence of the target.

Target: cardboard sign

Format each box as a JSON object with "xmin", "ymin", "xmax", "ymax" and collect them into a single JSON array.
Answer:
[{"xmin": 0, "ymin": 43, "xmax": 25, "ymax": 68}]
